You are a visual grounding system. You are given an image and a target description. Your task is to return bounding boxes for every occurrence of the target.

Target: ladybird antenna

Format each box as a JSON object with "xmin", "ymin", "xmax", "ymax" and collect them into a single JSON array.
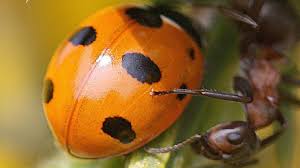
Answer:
[
  {"xmin": 150, "ymin": 88, "xmax": 252, "ymax": 103},
  {"xmin": 145, "ymin": 134, "xmax": 202, "ymax": 154}
]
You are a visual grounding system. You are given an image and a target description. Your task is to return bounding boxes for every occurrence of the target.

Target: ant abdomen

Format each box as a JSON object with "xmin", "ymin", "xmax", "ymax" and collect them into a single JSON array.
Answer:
[{"xmin": 191, "ymin": 121, "xmax": 259, "ymax": 164}]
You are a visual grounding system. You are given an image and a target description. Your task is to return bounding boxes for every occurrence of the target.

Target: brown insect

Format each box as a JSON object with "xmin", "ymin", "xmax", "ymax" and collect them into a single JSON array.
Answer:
[{"xmin": 145, "ymin": 0, "xmax": 300, "ymax": 167}]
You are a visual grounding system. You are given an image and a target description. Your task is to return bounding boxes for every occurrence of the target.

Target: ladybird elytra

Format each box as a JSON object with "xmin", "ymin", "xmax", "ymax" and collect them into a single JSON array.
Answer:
[{"xmin": 43, "ymin": 5, "xmax": 204, "ymax": 158}]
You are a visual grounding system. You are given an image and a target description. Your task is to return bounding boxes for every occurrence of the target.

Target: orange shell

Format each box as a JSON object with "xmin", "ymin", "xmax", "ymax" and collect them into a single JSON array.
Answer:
[{"xmin": 43, "ymin": 5, "xmax": 204, "ymax": 158}]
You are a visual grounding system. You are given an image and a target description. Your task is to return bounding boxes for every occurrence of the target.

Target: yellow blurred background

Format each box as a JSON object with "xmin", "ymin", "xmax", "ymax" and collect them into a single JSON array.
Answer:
[
  {"xmin": 0, "ymin": 1, "xmax": 142, "ymax": 167},
  {"xmin": 1, "ymin": 0, "xmax": 300, "ymax": 168}
]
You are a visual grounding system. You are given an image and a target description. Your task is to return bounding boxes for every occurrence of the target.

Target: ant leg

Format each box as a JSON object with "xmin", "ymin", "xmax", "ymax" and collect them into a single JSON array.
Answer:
[
  {"xmin": 281, "ymin": 75, "xmax": 300, "ymax": 86},
  {"xmin": 230, "ymin": 159, "xmax": 259, "ymax": 168},
  {"xmin": 233, "ymin": 76, "xmax": 253, "ymax": 99},
  {"xmin": 248, "ymin": 0, "xmax": 266, "ymax": 19},
  {"xmin": 190, "ymin": 3, "xmax": 258, "ymax": 28},
  {"xmin": 280, "ymin": 75, "xmax": 300, "ymax": 106},
  {"xmin": 196, "ymin": 163, "xmax": 226, "ymax": 168},
  {"xmin": 151, "ymin": 76, "xmax": 253, "ymax": 103},
  {"xmin": 260, "ymin": 112, "xmax": 287, "ymax": 148},
  {"xmin": 150, "ymin": 88, "xmax": 252, "ymax": 103},
  {"xmin": 279, "ymin": 89, "xmax": 300, "ymax": 106},
  {"xmin": 240, "ymin": 159, "xmax": 259, "ymax": 167},
  {"xmin": 145, "ymin": 134, "xmax": 202, "ymax": 154},
  {"xmin": 151, "ymin": 76, "xmax": 254, "ymax": 105},
  {"xmin": 219, "ymin": 6, "xmax": 258, "ymax": 29}
]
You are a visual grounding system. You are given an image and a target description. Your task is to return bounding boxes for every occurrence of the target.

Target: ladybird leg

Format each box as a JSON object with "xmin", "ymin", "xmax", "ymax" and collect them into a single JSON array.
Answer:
[
  {"xmin": 144, "ymin": 134, "xmax": 202, "ymax": 154},
  {"xmin": 151, "ymin": 88, "xmax": 252, "ymax": 103}
]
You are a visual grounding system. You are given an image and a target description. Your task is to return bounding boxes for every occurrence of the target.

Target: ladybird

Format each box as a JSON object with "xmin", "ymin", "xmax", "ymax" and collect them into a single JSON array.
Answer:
[{"xmin": 43, "ymin": 5, "xmax": 204, "ymax": 158}]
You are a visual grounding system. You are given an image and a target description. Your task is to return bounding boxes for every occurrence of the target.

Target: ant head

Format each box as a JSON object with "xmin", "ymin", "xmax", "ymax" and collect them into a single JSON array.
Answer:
[
  {"xmin": 257, "ymin": 1, "xmax": 297, "ymax": 49},
  {"xmin": 232, "ymin": 0, "xmax": 298, "ymax": 53},
  {"xmin": 191, "ymin": 121, "xmax": 260, "ymax": 162}
]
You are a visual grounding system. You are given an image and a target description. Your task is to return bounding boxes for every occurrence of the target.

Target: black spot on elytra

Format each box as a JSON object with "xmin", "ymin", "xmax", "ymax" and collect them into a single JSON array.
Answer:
[
  {"xmin": 122, "ymin": 53, "xmax": 161, "ymax": 84},
  {"xmin": 188, "ymin": 48, "xmax": 195, "ymax": 60},
  {"xmin": 177, "ymin": 84, "xmax": 188, "ymax": 100},
  {"xmin": 43, "ymin": 79, "xmax": 54, "ymax": 103},
  {"xmin": 102, "ymin": 117, "xmax": 136, "ymax": 144},
  {"xmin": 126, "ymin": 7, "xmax": 162, "ymax": 28},
  {"xmin": 69, "ymin": 26, "xmax": 96, "ymax": 46}
]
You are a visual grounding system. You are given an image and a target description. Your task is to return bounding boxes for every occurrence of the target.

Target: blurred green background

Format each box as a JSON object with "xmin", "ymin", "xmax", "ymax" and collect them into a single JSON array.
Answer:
[{"xmin": 1, "ymin": 0, "xmax": 300, "ymax": 168}]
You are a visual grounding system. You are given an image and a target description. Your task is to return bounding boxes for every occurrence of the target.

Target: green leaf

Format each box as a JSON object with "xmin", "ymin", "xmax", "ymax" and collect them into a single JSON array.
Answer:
[
  {"xmin": 125, "ymin": 124, "xmax": 178, "ymax": 168},
  {"xmin": 37, "ymin": 152, "xmax": 124, "ymax": 168}
]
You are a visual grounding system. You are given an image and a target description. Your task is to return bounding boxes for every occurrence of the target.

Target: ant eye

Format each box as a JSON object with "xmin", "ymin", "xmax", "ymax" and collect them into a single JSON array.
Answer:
[{"xmin": 227, "ymin": 132, "xmax": 243, "ymax": 145}]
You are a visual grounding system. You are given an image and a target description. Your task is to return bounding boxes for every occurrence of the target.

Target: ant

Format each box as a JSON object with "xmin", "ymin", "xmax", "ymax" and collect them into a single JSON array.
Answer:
[{"xmin": 145, "ymin": 0, "xmax": 300, "ymax": 167}]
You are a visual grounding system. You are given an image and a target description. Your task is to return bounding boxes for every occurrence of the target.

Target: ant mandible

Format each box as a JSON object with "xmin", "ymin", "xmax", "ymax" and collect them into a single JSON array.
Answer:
[{"xmin": 145, "ymin": 0, "xmax": 299, "ymax": 167}]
